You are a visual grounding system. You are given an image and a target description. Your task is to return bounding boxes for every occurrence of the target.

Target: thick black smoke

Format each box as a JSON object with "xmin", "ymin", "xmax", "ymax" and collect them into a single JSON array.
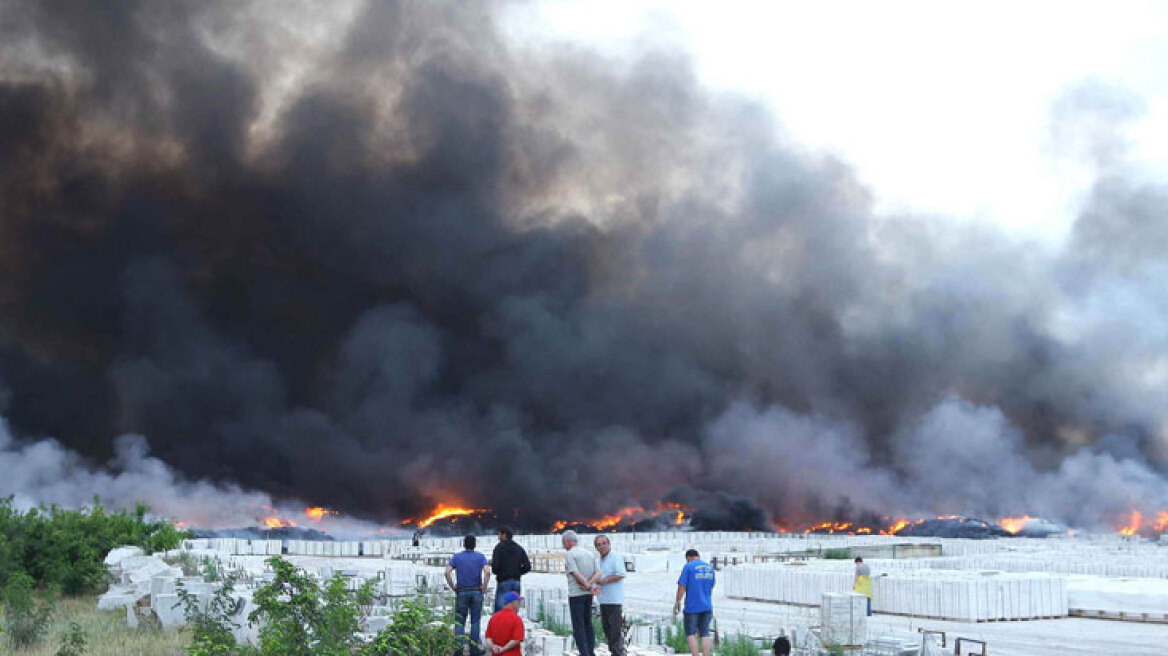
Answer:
[{"xmin": 1, "ymin": 1, "xmax": 1167, "ymax": 530}]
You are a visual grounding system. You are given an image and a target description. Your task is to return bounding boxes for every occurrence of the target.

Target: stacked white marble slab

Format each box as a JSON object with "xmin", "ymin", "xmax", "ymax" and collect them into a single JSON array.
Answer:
[
  {"xmin": 820, "ymin": 592, "xmax": 867, "ymax": 646},
  {"xmin": 860, "ymin": 552, "xmax": 1168, "ymax": 579},
  {"xmin": 723, "ymin": 564, "xmax": 1068, "ymax": 621},
  {"xmin": 873, "ymin": 571, "xmax": 1066, "ymax": 621}
]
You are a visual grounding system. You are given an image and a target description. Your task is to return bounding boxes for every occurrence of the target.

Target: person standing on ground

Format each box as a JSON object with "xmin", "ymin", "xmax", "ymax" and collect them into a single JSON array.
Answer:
[
  {"xmin": 446, "ymin": 535, "xmax": 491, "ymax": 656},
  {"xmin": 674, "ymin": 548, "xmax": 715, "ymax": 656},
  {"xmin": 485, "ymin": 591, "xmax": 526, "ymax": 656},
  {"xmin": 491, "ymin": 525, "xmax": 532, "ymax": 612},
  {"xmin": 772, "ymin": 632, "xmax": 791, "ymax": 656},
  {"xmin": 562, "ymin": 530, "xmax": 599, "ymax": 656},
  {"xmin": 853, "ymin": 556, "xmax": 873, "ymax": 616},
  {"xmin": 592, "ymin": 535, "xmax": 627, "ymax": 656}
]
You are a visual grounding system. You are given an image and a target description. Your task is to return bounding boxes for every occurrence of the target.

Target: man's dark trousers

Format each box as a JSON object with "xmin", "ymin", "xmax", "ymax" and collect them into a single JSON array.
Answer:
[
  {"xmin": 495, "ymin": 579, "xmax": 521, "ymax": 612},
  {"xmin": 568, "ymin": 595, "xmax": 595, "ymax": 656},
  {"xmin": 600, "ymin": 604, "xmax": 624, "ymax": 656},
  {"xmin": 454, "ymin": 589, "xmax": 484, "ymax": 655}
]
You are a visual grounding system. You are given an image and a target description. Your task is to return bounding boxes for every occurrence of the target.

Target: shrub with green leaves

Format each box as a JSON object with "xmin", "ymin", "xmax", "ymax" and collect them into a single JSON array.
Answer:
[
  {"xmin": 361, "ymin": 596, "xmax": 458, "ymax": 656},
  {"xmin": 716, "ymin": 634, "xmax": 760, "ymax": 656},
  {"xmin": 177, "ymin": 574, "xmax": 245, "ymax": 656},
  {"xmin": 2, "ymin": 570, "xmax": 53, "ymax": 648},
  {"xmin": 663, "ymin": 618, "xmax": 689, "ymax": 653},
  {"xmin": 55, "ymin": 621, "xmax": 87, "ymax": 656},
  {"xmin": 201, "ymin": 556, "xmax": 222, "ymax": 582},
  {"xmin": 249, "ymin": 556, "xmax": 373, "ymax": 656},
  {"xmin": 536, "ymin": 601, "xmax": 572, "ymax": 637},
  {"xmin": 0, "ymin": 496, "xmax": 190, "ymax": 594},
  {"xmin": 822, "ymin": 548, "xmax": 851, "ymax": 560}
]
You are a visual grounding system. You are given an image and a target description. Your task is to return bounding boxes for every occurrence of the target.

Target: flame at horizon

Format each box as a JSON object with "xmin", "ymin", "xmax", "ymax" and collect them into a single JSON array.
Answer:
[{"xmin": 405, "ymin": 503, "xmax": 488, "ymax": 529}]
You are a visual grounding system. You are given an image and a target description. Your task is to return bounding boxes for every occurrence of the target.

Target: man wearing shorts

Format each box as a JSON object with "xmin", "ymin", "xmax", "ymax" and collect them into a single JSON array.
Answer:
[{"xmin": 674, "ymin": 548, "xmax": 715, "ymax": 656}]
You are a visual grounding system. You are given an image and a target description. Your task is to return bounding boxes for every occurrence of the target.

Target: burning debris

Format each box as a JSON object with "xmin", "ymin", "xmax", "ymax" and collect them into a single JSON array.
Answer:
[
  {"xmin": 191, "ymin": 525, "xmax": 334, "ymax": 541},
  {"xmin": 403, "ymin": 504, "xmax": 492, "ymax": 530}
]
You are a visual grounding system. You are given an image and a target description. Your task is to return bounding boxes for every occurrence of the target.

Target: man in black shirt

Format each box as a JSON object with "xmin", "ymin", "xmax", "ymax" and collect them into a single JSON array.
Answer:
[{"xmin": 490, "ymin": 525, "xmax": 531, "ymax": 611}]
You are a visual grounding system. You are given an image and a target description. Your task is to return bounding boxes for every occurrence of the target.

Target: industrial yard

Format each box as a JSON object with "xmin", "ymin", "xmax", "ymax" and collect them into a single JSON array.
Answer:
[{"xmin": 101, "ymin": 530, "xmax": 1168, "ymax": 656}]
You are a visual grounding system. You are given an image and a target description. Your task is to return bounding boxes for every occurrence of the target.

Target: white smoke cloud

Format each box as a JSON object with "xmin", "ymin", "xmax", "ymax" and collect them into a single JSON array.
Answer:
[{"xmin": 0, "ymin": 417, "xmax": 273, "ymax": 527}]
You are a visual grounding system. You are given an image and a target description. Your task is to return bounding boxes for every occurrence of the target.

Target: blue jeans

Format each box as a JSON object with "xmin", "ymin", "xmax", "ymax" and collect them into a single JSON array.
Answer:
[
  {"xmin": 455, "ymin": 589, "xmax": 484, "ymax": 655},
  {"xmin": 495, "ymin": 579, "xmax": 521, "ymax": 612},
  {"xmin": 684, "ymin": 611, "xmax": 712, "ymax": 637},
  {"xmin": 569, "ymin": 594, "xmax": 595, "ymax": 656}
]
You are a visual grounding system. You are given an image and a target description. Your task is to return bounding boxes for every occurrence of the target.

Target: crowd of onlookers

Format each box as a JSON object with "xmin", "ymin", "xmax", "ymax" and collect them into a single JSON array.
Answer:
[{"xmin": 444, "ymin": 527, "xmax": 717, "ymax": 656}]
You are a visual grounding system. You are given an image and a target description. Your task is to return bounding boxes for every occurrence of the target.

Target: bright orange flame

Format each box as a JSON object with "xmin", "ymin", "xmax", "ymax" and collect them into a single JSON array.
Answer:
[
  {"xmin": 263, "ymin": 516, "xmax": 295, "ymax": 529},
  {"xmin": 998, "ymin": 515, "xmax": 1033, "ymax": 535},
  {"xmin": 173, "ymin": 520, "xmax": 189, "ymax": 529},
  {"xmin": 591, "ymin": 506, "xmax": 645, "ymax": 530},
  {"xmin": 549, "ymin": 502, "xmax": 693, "ymax": 532},
  {"xmin": 407, "ymin": 503, "xmax": 486, "ymax": 529},
  {"xmin": 1119, "ymin": 510, "xmax": 1143, "ymax": 536},
  {"xmin": 305, "ymin": 507, "xmax": 336, "ymax": 521},
  {"xmin": 1155, "ymin": 512, "xmax": 1168, "ymax": 532},
  {"xmin": 881, "ymin": 519, "xmax": 913, "ymax": 535},
  {"xmin": 804, "ymin": 521, "xmax": 855, "ymax": 535}
]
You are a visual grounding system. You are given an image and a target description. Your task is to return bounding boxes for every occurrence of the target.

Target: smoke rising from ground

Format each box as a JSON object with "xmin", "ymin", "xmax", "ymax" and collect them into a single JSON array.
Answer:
[{"xmin": 1, "ymin": 1, "xmax": 1167, "ymax": 531}]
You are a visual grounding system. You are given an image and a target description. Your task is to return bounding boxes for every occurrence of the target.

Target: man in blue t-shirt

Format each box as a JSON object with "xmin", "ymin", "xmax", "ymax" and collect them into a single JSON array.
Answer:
[
  {"xmin": 674, "ymin": 548, "xmax": 715, "ymax": 656},
  {"xmin": 446, "ymin": 535, "xmax": 491, "ymax": 655}
]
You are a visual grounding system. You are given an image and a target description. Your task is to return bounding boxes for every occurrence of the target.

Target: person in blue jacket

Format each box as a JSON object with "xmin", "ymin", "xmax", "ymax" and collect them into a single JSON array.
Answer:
[{"xmin": 674, "ymin": 549, "xmax": 716, "ymax": 656}]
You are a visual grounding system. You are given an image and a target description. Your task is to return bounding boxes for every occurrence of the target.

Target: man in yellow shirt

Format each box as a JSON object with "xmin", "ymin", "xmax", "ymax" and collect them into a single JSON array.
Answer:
[{"xmin": 853, "ymin": 557, "xmax": 872, "ymax": 616}]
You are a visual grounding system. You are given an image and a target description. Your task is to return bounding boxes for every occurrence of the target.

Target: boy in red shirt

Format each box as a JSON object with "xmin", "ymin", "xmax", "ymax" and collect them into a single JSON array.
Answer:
[{"xmin": 485, "ymin": 591, "xmax": 526, "ymax": 655}]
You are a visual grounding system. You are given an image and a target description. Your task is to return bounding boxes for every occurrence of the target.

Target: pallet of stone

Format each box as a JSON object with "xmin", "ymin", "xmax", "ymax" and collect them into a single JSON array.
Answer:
[
  {"xmin": 525, "ymin": 629, "xmax": 573, "ymax": 656},
  {"xmin": 531, "ymin": 552, "xmax": 566, "ymax": 573},
  {"xmin": 1070, "ymin": 609, "xmax": 1168, "ymax": 623},
  {"xmin": 820, "ymin": 592, "xmax": 867, "ymax": 647},
  {"xmin": 723, "ymin": 564, "xmax": 1067, "ymax": 621}
]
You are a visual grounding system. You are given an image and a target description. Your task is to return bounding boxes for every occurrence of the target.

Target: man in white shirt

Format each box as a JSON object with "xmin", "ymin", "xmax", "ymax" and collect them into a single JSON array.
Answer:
[
  {"xmin": 562, "ymin": 530, "xmax": 599, "ymax": 656},
  {"xmin": 592, "ymin": 534, "xmax": 627, "ymax": 656}
]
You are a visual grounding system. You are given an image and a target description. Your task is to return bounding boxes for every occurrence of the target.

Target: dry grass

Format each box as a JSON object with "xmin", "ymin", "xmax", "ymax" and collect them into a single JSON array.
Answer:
[{"xmin": 6, "ymin": 595, "xmax": 190, "ymax": 656}]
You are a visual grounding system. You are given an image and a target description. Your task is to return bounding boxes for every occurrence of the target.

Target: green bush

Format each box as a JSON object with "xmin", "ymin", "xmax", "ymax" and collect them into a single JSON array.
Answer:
[
  {"xmin": 361, "ymin": 596, "xmax": 459, "ymax": 656},
  {"xmin": 822, "ymin": 548, "xmax": 851, "ymax": 560},
  {"xmin": 55, "ymin": 621, "xmax": 87, "ymax": 656},
  {"xmin": 177, "ymin": 574, "xmax": 247, "ymax": 656},
  {"xmin": 249, "ymin": 556, "xmax": 372, "ymax": 656},
  {"xmin": 536, "ymin": 601, "xmax": 572, "ymax": 637},
  {"xmin": 0, "ymin": 496, "xmax": 190, "ymax": 594},
  {"xmin": 716, "ymin": 634, "xmax": 759, "ymax": 656},
  {"xmin": 663, "ymin": 618, "xmax": 689, "ymax": 653},
  {"xmin": 201, "ymin": 556, "xmax": 222, "ymax": 582},
  {"xmin": 2, "ymin": 570, "xmax": 53, "ymax": 648}
]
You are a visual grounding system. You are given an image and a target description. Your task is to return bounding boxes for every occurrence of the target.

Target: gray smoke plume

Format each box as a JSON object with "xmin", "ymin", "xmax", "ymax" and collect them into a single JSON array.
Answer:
[{"xmin": 1, "ymin": 0, "xmax": 1167, "ymax": 532}]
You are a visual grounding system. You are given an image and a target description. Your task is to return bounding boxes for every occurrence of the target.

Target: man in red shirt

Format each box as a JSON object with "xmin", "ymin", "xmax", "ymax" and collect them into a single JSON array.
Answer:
[{"xmin": 485, "ymin": 591, "xmax": 526, "ymax": 655}]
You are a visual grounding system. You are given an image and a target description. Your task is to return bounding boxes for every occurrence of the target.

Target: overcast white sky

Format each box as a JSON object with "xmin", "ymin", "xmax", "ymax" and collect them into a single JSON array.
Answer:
[{"xmin": 502, "ymin": 1, "xmax": 1168, "ymax": 246}]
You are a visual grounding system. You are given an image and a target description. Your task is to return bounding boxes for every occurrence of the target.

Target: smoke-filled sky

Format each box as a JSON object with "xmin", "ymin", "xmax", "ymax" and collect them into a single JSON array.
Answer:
[{"xmin": 2, "ymin": 0, "xmax": 1168, "ymax": 531}]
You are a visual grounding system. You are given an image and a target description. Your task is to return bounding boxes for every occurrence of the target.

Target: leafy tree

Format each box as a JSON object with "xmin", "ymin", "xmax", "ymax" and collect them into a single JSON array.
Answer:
[
  {"xmin": 249, "ymin": 556, "xmax": 372, "ymax": 656},
  {"xmin": 0, "ymin": 497, "xmax": 190, "ymax": 594}
]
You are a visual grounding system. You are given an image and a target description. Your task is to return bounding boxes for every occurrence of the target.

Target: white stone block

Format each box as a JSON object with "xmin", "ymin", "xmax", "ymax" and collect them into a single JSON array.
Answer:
[
  {"xmin": 104, "ymin": 546, "xmax": 145, "ymax": 568},
  {"xmin": 97, "ymin": 592, "xmax": 140, "ymax": 610}
]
